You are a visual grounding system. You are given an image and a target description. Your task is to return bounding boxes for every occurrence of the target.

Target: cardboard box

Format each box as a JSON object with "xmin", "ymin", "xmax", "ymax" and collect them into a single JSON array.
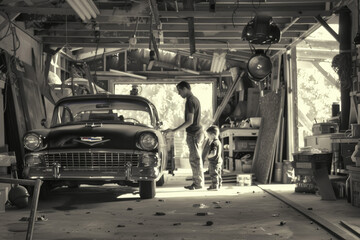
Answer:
[
  {"xmin": 234, "ymin": 140, "xmax": 256, "ymax": 151},
  {"xmin": 236, "ymin": 174, "xmax": 252, "ymax": 186},
  {"xmin": 312, "ymin": 123, "xmax": 338, "ymax": 135}
]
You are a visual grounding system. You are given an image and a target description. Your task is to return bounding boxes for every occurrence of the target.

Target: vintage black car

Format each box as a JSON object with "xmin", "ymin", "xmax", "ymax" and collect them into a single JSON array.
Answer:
[{"xmin": 22, "ymin": 94, "xmax": 173, "ymax": 199}]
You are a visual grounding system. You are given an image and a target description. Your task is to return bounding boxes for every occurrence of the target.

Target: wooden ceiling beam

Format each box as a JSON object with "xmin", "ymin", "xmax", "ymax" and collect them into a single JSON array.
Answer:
[
  {"xmin": 149, "ymin": 0, "xmax": 161, "ymax": 28},
  {"xmin": 212, "ymin": 0, "xmax": 338, "ymax": 2},
  {"xmin": 41, "ymin": 35, "xmax": 291, "ymax": 43},
  {"xmin": 0, "ymin": 7, "xmax": 333, "ymax": 18},
  {"xmin": 38, "ymin": 16, "xmax": 294, "ymax": 25},
  {"xmin": 34, "ymin": 30, "xmax": 300, "ymax": 39},
  {"xmin": 32, "ymin": 22, "xmax": 310, "ymax": 33},
  {"xmin": 286, "ymin": 14, "xmax": 337, "ymax": 50},
  {"xmin": 42, "ymin": 41, "xmax": 288, "ymax": 50}
]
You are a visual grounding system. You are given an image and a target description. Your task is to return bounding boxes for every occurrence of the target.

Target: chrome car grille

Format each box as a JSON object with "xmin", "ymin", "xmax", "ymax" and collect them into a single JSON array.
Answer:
[{"xmin": 43, "ymin": 152, "xmax": 140, "ymax": 170}]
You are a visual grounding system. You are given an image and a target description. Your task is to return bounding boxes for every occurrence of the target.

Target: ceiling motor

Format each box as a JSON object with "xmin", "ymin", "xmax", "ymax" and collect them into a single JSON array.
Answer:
[
  {"xmin": 242, "ymin": 15, "xmax": 281, "ymax": 45},
  {"xmin": 247, "ymin": 50, "xmax": 272, "ymax": 82},
  {"xmin": 242, "ymin": 15, "xmax": 280, "ymax": 82}
]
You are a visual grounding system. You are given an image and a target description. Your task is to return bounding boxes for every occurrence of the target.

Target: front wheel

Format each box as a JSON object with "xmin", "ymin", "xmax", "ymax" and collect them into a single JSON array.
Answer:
[
  {"xmin": 139, "ymin": 180, "xmax": 156, "ymax": 199},
  {"xmin": 156, "ymin": 175, "xmax": 165, "ymax": 186}
]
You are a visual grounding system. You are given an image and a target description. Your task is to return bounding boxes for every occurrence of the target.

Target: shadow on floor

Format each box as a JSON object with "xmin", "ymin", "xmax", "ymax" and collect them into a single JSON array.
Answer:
[{"xmin": 36, "ymin": 185, "xmax": 140, "ymax": 211}]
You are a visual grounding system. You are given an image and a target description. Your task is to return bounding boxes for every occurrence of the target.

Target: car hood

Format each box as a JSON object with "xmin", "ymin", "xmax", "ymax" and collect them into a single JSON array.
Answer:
[{"xmin": 45, "ymin": 124, "xmax": 156, "ymax": 150}]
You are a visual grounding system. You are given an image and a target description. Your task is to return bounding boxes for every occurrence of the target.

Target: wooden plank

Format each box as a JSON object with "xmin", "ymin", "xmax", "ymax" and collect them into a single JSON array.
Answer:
[
  {"xmin": 252, "ymin": 91, "xmax": 282, "ymax": 184},
  {"xmin": 313, "ymin": 167, "xmax": 336, "ymax": 200},
  {"xmin": 213, "ymin": 71, "xmax": 244, "ymax": 123},
  {"xmin": 246, "ymin": 88, "xmax": 261, "ymax": 117},
  {"xmin": 279, "ymin": 116, "xmax": 285, "ymax": 163},
  {"xmin": 340, "ymin": 221, "xmax": 360, "ymax": 238},
  {"xmin": 270, "ymin": 88, "xmax": 285, "ymax": 182},
  {"xmin": 261, "ymin": 189, "xmax": 358, "ymax": 240}
]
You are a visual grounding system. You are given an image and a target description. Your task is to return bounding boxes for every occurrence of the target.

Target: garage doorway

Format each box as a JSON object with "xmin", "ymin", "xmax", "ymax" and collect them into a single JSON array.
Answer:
[
  {"xmin": 115, "ymin": 82, "xmax": 214, "ymax": 169},
  {"xmin": 296, "ymin": 22, "xmax": 340, "ymax": 149}
]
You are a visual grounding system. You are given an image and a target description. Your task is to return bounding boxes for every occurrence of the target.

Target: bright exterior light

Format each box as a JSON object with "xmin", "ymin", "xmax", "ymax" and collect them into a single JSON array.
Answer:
[
  {"xmin": 66, "ymin": 0, "xmax": 100, "ymax": 22},
  {"xmin": 210, "ymin": 52, "xmax": 227, "ymax": 73}
]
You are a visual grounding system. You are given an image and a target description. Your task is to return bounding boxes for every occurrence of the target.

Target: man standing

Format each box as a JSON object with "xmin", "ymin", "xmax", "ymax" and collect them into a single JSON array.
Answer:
[{"xmin": 165, "ymin": 81, "xmax": 204, "ymax": 190}]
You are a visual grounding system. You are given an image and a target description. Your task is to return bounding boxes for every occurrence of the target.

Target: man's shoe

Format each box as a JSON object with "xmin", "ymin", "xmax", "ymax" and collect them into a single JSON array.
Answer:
[{"xmin": 184, "ymin": 184, "xmax": 202, "ymax": 190}]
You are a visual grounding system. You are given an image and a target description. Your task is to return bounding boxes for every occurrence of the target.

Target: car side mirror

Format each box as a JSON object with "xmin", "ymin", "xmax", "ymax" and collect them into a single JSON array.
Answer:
[{"xmin": 41, "ymin": 119, "xmax": 48, "ymax": 128}]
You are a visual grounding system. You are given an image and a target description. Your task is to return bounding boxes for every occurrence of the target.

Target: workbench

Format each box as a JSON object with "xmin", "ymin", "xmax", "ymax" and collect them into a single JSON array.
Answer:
[
  {"xmin": 220, "ymin": 128, "xmax": 259, "ymax": 171},
  {"xmin": 305, "ymin": 134, "xmax": 359, "ymax": 174}
]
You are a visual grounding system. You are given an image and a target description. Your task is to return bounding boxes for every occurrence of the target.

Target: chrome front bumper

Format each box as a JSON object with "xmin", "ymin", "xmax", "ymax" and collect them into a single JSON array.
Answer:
[{"xmin": 23, "ymin": 149, "xmax": 161, "ymax": 182}]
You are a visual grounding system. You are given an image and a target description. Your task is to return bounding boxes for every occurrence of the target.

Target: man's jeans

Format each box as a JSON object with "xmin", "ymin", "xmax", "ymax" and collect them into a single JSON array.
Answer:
[{"xmin": 186, "ymin": 130, "xmax": 204, "ymax": 187}]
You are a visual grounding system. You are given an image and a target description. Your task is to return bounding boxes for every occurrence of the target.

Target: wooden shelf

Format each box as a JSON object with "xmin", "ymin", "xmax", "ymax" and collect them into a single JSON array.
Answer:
[
  {"xmin": 224, "ymin": 149, "xmax": 254, "ymax": 153},
  {"xmin": 220, "ymin": 128, "xmax": 259, "ymax": 171}
]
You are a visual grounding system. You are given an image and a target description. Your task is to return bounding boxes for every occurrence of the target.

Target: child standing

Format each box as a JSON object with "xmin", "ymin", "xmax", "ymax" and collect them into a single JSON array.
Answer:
[{"xmin": 205, "ymin": 125, "xmax": 223, "ymax": 191}]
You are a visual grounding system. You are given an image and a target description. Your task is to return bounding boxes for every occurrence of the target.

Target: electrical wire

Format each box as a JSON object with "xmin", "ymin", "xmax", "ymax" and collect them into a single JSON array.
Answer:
[
  {"xmin": 0, "ymin": 13, "xmax": 20, "ymax": 54},
  {"xmin": 265, "ymin": 44, "xmax": 272, "ymax": 55},
  {"xmin": 0, "ymin": 13, "xmax": 11, "ymax": 41},
  {"xmin": 251, "ymin": 0, "xmax": 261, "ymax": 9},
  {"xmin": 10, "ymin": 25, "xmax": 20, "ymax": 56},
  {"xmin": 232, "ymin": 0, "xmax": 240, "ymax": 28},
  {"xmin": 0, "ymin": 51, "xmax": 9, "ymax": 113}
]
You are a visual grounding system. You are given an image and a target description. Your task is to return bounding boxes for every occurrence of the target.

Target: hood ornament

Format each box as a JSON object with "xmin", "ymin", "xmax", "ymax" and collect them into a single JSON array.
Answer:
[
  {"xmin": 74, "ymin": 136, "xmax": 110, "ymax": 146},
  {"xmin": 85, "ymin": 123, "xmax": 103, "ymax": 128}
]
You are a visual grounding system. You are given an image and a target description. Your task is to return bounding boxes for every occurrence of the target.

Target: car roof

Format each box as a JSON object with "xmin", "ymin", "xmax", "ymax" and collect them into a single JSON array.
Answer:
[{"xmin": 56, "ymin": 94, "xmax": 154, "ymax": 106}]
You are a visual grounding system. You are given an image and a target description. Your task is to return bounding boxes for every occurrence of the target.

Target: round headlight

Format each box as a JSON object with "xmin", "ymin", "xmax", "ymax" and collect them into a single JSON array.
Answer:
[
  {"xmin": 138, "ymin": 132, "xmax": 158, "ymax": 150},
  {"xmin": 24, "ymin": 134, "xmax": 42, "ymax": 151}
]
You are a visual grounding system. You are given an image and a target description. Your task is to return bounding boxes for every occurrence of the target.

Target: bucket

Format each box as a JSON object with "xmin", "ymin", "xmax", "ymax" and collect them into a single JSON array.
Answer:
[
  {"xmin": 274, "ymin": 162, "xmax": 283, "ymax": 183},
  {"xmin": 282, "ymin": 160, "xmax": 293, "ymax": 184},
  {"xmin": 332, "ymin": 102, "xmax": 340, "ymax": 117}
]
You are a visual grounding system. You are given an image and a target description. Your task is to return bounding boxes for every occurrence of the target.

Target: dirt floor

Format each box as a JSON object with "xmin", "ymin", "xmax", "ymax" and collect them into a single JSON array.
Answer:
[{"xmin": 0, "ymin": 170, "xmax": 359, "ymax": 240}]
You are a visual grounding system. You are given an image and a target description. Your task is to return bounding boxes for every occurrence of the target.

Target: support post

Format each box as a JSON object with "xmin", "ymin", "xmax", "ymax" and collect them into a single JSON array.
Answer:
[
  {"xmin": 183, "ymin": 0, "xmax": 196, "ymax": 55},
  {"xmin": 0, "ymin": 78, "xmax": 5, "ymax": 150},
  {"xmin": 338, "ymin": 7, "xmax": 352, "ymax": 131}
]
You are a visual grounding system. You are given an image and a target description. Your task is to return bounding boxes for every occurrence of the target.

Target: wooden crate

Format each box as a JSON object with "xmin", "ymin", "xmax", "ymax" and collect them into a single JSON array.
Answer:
[
  {"xmin": 349, "ymin": 167, "xmax": 360, "ymax": 207},
  {"xmin": 292, "ymin": 153, "xmax": 332, "ymax": 176}
]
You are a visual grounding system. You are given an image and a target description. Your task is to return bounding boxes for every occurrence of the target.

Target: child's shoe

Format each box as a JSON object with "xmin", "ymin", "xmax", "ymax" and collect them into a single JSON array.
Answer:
[{"xmin": 207, "ymin": 185, "xmax": 218, "ymax": 191}]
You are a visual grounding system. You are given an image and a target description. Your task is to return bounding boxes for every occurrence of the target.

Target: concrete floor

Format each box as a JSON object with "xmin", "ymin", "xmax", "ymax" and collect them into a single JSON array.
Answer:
[{"xmin": 0, "ymin": 169, "xmax": 359, "ymax": 240}]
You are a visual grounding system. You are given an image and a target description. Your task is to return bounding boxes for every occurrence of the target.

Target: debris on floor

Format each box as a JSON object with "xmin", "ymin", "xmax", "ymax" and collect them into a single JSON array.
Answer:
[
  {"xmin": 205, "ymin": 221, "xmax": 214, "ymax": 226},
  {"xmin": 19, "ymin": 215, "xmax": 48, "ymax": 222},
  {"xmin": 192, "ymin": 203, "xmax": 209, "ymax": 208},
  {"xmin": 279, "ymin": 221, "xmax": 287, "ymax": 226},
  {"xmin": 196, "ymin": 212, "xmax": 214, "ymax": 216},
  {"xmin": 154, "ymin": 212, "xmax": 166, "ymax": 216}
]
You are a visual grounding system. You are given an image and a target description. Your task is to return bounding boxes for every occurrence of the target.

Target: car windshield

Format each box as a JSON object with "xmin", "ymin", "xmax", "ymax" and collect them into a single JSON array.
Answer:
[{"xmin": 51, "ymin": 98, "xmax": 154, "ymax": 127}]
